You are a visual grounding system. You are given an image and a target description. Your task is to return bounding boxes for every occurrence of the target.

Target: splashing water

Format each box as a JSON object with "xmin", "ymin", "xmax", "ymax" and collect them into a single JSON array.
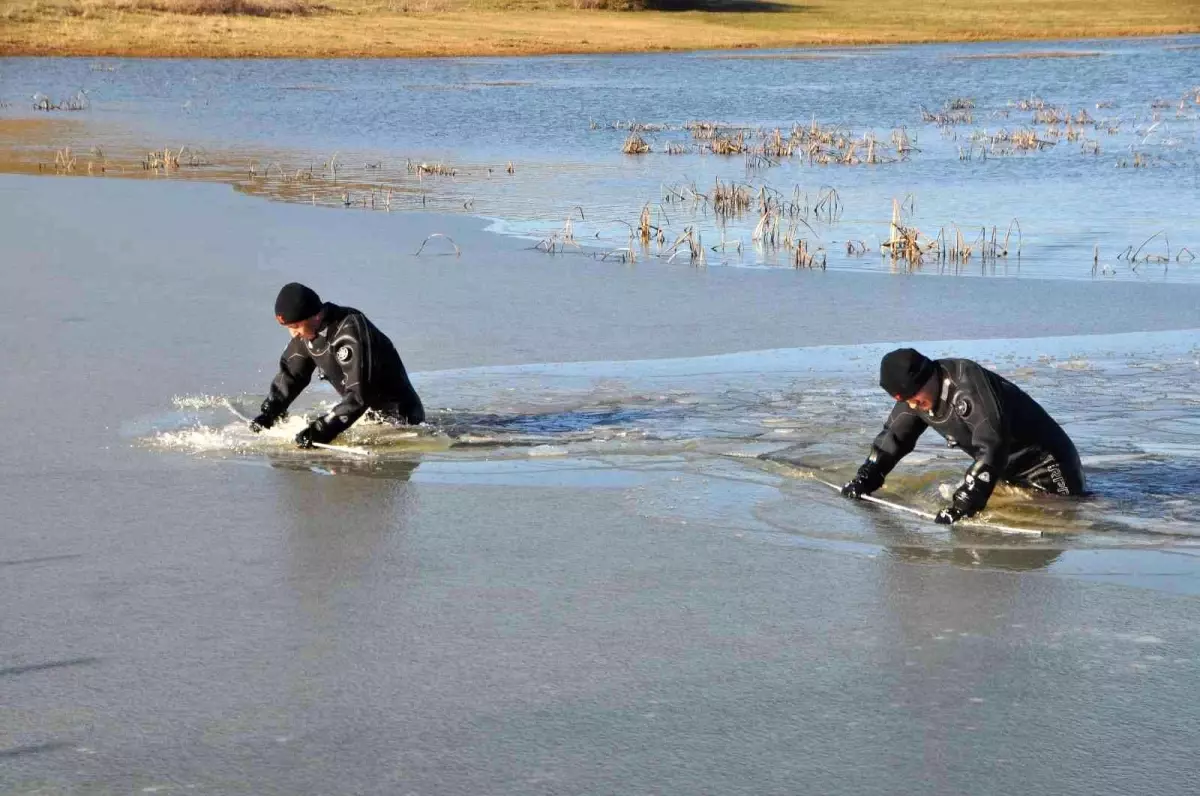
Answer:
[{"xmin": 139, "ymin": 329, "xmax": 1200, "ymax": 559}]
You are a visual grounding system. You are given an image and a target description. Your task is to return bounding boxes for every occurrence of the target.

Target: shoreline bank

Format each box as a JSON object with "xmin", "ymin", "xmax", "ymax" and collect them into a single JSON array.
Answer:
[{"xmin": 2, "ymin": 2, "xmax": 1198, "ymax": 59}]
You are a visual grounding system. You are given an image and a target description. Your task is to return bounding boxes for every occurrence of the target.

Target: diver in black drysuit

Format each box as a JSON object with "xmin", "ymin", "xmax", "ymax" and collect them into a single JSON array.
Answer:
[
  {"xmin": 841, "ymin": 348, "xmax": 1085, "ymax": 524},
  {"xmin": 250, "ymin": 283, "xmax": 425, "ymax": 447}
]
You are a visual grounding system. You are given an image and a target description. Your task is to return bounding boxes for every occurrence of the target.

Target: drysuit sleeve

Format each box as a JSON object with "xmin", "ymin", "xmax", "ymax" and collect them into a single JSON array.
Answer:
[
  {"xmin": 320, "ymin": 314, "xmax": 373, "ymax": 438},
  {"xmin": 951, "ymin": 362, "xmax": 1010, "ymax": 513},
  {"xmin": 265, "ymin": 338, "xmax": 315, "ymax": 413},
  {"xmin": 869, "ymin": 402, "xmax": 929, "ymax": 475}
]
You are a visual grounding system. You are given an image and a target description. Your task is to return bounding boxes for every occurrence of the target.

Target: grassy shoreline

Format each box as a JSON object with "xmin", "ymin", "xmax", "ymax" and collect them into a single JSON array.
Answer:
[{"xmin": 1, "ymin": 0, "xmax": 1199, "ymax": 58}]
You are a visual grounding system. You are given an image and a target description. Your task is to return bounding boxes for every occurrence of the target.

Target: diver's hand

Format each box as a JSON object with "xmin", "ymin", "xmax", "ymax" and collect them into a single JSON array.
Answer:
[
  {"xmin": 941, "ymin": 462, "xmax": 997, "ymax": 521},
  {"xmin": 934, "ymin": 506, "xmax": 968, "ymax": 525},
  {"xmin": 250, "ymin": 412, "xmax": 275, "ymax": 433},
  {"xmin": 250, "ymin": 400, "xmax": 285, "ymax": 433},
  {"xmin": 841, "ymin": 460, "xmax": 884, "ymax": 499},
  {"xmin": 295, "ymin": 418, "xmax": 335, "ymax": 448}
]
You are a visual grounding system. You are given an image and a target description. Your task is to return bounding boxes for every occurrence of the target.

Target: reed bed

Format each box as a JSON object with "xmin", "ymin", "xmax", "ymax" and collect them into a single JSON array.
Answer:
[
  {"xmin": 661, "ymin": 179, "xmax": 843, "ymax": 228},
  {"xmin": 621, "ymin": 133, "xmax": 651, "ymax": 154},
  {"xmin": 946, "ymin": 88, "xmax": 1149, "ymax": 160},
  {"xmin": 1094, "ymin": 232, "xmax": 1196, "ymax": 276},
  {"xmin": 920, "ymin": 101, "xmax": 973, "ymax": 126},
  {"xmin": 407, "ymin": 160, "xmax": 458, "ymax": 176},
  {"xmin": 748, "ymin": 208, "xmax": 826, "ymax": 269},
  {"xmin": 707, "ymin": 132, "xmax": 748, "ymax": 155},
  {"xmin": 614, "ymin": 118, "xmax": 911, "ymax": 166},
  {"xmin": 881, "ymin": 197, "xmax": 1020, "ymax": 273},
  {"xmin": 32, "ymin": 91, "xmax": 90, "ymax": 112},
  {"xmin": 13, "ymin": 133, "xmax": 535, "ymax": 216},
  {"xmin": 710, "ymin": 180, "xmax": 752, "ymax": 217}
]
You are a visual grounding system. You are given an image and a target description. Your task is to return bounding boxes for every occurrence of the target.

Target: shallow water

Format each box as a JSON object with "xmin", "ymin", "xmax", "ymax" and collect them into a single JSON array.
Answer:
[
  {"xmin": 3, "ymin": 36, "xmax": 1200, "ymax": 280},
  {"xmin": 4, "ymin": 45, "xmax": 1200, "ymax": 792}
]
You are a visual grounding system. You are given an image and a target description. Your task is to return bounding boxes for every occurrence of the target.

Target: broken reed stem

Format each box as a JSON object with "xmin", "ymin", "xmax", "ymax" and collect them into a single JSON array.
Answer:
[
  {"xmin": 1130, "ymin": 230, "xmax": 1169, "ymax": 263},
  {"xmin": 414, "ymin": 233, "xmax": 461, "ymax": 257}
]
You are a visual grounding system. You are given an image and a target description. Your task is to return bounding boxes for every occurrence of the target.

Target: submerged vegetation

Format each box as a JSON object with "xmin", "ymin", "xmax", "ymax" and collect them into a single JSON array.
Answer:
[{"xmin": 614, "ymin": 119, "xmax": 916, "ymax": 167}]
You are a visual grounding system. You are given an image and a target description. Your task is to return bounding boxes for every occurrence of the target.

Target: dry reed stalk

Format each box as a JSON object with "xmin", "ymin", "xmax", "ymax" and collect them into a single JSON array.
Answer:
[
  {"xmin": 621, "ymin": 133, "xmax": 650, "ymax": 155},
  {"xmin": 1117, "ymin": 152, "xmax": 1148, "ymax": 168},
  {"xmin": 710, "ymin": 179, "xmax": 752, "ymax": 219},
  {"xmin": 559, "ymin": 216, "xmax": 580, "ymax": 249},
  {"xmin": 32, "ymin": 91, "xmax": 89, "ymax": 112},
  {"xmin": 812, "ymin": 187, "xmax": 842, "ymax": 223},
  {"xmin": 1130, "ymin": 230, "xmax": 1170, "ymax": 264},
  {"xmin": 665, "ymin": 227, "xmax": 704, "ymax": 265},
  {"xmin": 752, "ymin": 209, "xmax": 780, "ymax": 247},
  {"xmin": 891, "ymin": 127, "xmax": 918, "ymax": 157},
  {"xmin": 600, "ymin": 248, "xmax": 636, "ymax": 263},
  {"xmin": 414, "ymin": 233, "xmax": 461, "ymax": 257},
  {"xmin": 760, "ymin": 129, "xmax": 794, "ymax": 158},
  {"xmin": 881, "ymin": 197, "xmax": 933, "ymax": 269},
  {"xmin": 1033, "ymin": 107, "xmax": 1070, "ymax": 124},
  {"xmin": 637, "ymin": 204, "xmax": 653, "ymax": 245},
  {"xmin": 687, "ymin": 121, "xmax": 737, "ymax": 141},
  {"xmin": 1006, "ymin": 129, "xmax": 1056, "ymax": 151},
  {"xmin": 790, "ymin": 237, "xmax": 826, "ymax": 269},
  {"xmin": 920, "ymin": 104, "xmax": 973, "ymax": 125},
  {"xmin": 411, "ymin": 161, "xmax": 457, "ymax": 176},
  {"xmin": 54, "ymin": 147, "xmax": 77, "ymax": 173},
  {"xmin": 708, "ymin": 132, "xmax": 747, "ymax": 155},
  {"xmin": 744, "ymin": 154, "xmax": 779, "ymax": 170},
  {"xmin": 1003, "ymin": 218, "xmax": 1021, "ymax": 258}
]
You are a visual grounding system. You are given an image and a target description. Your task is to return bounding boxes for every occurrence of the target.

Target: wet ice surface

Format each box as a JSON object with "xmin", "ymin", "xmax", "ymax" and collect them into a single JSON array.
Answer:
[
  {"xmin": 145, "ymin": 329, "xmax": 1200, "ymax": 591},
  {"xmin": 5, "ymin": 175, "xmax": 1200, "ymax": 794}
]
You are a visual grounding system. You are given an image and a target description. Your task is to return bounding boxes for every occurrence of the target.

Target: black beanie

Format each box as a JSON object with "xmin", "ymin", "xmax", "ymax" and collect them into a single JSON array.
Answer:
[
  {"xmin": 879, "ymin": 348, "xmax": 937, "ymax": 400},
  {"xmin": 274, "ymin": 283, "xmax": 322, "ymax": 324}
]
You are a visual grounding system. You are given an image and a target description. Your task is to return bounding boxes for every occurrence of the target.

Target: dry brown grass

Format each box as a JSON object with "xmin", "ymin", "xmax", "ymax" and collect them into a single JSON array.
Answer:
[
  {"xmin": 114, "ymin": 0, "xmax": 316, "ymax": 15},
  {"xmin": 0, "ymin": 0, "xmax": 1198, "ymax": 57}
]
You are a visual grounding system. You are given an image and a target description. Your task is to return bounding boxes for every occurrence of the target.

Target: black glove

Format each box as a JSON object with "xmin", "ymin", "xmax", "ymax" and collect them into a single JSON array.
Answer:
[
  {"xmin": 939, "ymin": 461, "xmax": 999, "ymax": 523},
  {"xmin": 934, "ymin": 506, "xmax": 967, "ymax": 525},
  {"xmin": 295, "ymin": 418, "xmax": 336, "ymax": 448},
  {"xmin": 841, "ymin": 457, "xmax": 885, "ymax": 499},
  {"xmin": 250, "ymin": 400, "xmax": 286, "ymax": 433}
]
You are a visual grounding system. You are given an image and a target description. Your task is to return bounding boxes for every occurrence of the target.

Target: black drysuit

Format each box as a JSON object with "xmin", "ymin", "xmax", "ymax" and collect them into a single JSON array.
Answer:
[
  {"xmin": 868, "ymin": 358, "xmax": 1085, "ymax": 511},
  {"xmin": 263, "ymin": 302, "xmax": 424, "ymax": 438}
]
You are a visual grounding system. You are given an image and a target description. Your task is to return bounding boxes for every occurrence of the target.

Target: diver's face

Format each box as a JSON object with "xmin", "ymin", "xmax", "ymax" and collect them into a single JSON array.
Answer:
[
  {"xmin": 903, "ymin": 383, "xmax": 938, "ymax": 413},
  {"xmin": 282, "ymin": 314, "xmax": 322, "ymax": 341}
]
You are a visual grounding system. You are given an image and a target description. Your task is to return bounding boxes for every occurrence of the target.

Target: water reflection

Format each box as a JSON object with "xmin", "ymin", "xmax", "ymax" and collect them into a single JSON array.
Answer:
[
  {"xmin": 885, "ymin": 543, "xmax": 1064, "ymax": 571},
  {"xmin": 851, "ymin": 497, "xmax": 1066, "ymax": 571},
  {"xmin": 270, "ymin": 458, "xmax": 420, "ymax": 615},
  {"xmin": 872, "ymin": 554, "xmax": 1050, "ymax": 787}
]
